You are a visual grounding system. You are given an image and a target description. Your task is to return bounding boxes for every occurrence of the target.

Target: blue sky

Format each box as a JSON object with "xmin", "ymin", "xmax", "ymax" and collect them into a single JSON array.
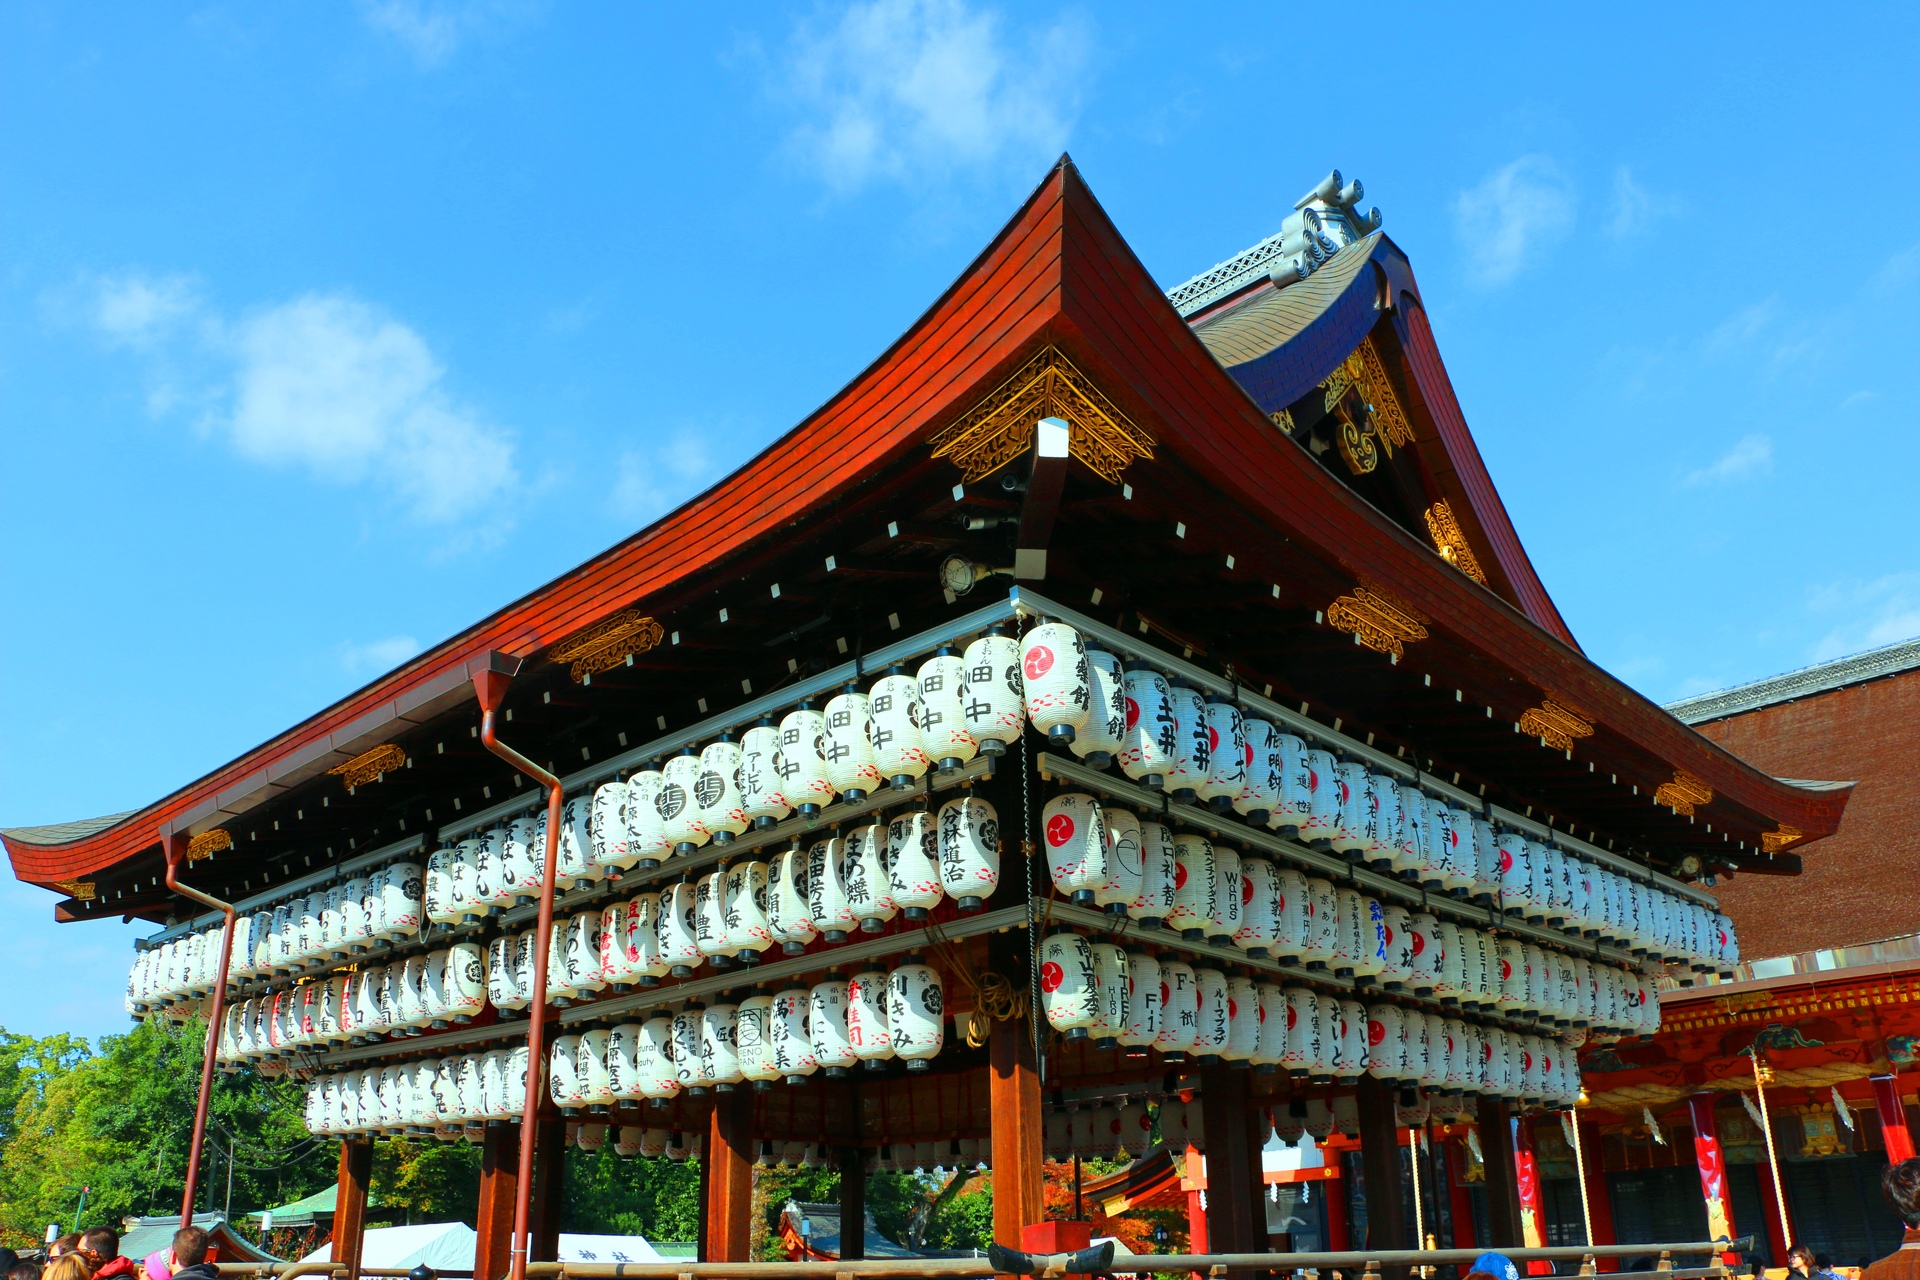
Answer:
[{"xmin": 2, "ymin": 2, "xmax": 1916, "ymax": 1038}]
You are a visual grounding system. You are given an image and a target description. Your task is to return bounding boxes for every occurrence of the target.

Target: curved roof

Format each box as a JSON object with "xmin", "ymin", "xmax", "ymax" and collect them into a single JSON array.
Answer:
[{"xmin": 6, "ymin": 157, "xmax": 1847, "ymax": 908}]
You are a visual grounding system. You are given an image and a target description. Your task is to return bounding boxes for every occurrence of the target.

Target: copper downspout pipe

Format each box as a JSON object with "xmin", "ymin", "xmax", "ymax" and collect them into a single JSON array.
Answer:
[
  {"xmin": 163, "ymin": 829, "xmax": 239, "ymax": 1229},
  {"xmin": 473, "ymin": 651, "xmax": 564, "ymax": 1280}
]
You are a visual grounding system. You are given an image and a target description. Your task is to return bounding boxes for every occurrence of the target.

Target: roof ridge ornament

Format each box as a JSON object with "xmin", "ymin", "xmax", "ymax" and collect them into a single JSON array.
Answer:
[
  {"xmin": 1326, "ymin": 582, "xmax": 1429, "ymax": 659},
  {"xmin": 928, "ymin": 345, "xmax": 1154, "ymax": 485},
  {"xmin": 547, "ymin": 607, "xmax": 666, "ymax": 683},
  {"xmin": 1423, "ymin": 500, "xmax": 1488, "ymax": 585},
  {"xmin": 1165, "ymin": 169, "xmax": 1383, "ymax": 317}
]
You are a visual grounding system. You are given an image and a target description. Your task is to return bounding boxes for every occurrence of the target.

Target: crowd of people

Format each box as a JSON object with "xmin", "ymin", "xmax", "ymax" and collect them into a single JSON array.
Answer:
[{"xmin": 0, "ymin": 1228, "xmax": 216, "ymax": 1280}]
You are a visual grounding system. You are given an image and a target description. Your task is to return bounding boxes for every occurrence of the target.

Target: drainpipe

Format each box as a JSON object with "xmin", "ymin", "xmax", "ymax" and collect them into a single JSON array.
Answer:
[
  {"xmin": 163, "ymin": 828, "xmax": 238, "ymax": 1229},
  {"xmin": 473, "ymin": 651, "xmax": 564, "ymax": 1280}
]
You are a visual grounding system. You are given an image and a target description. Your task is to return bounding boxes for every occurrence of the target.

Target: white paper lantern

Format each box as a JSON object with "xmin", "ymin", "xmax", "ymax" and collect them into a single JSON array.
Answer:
[
  {"xmin": 694, "ymin": 871, "xmax": 731, "ymax": 964},
  {"xmin": 635, "ymin": 1016, "xmax": 681, "ymax": 1100},
  {"xmin": 1212, "ymin": 846, "xmax": 1242, "ymax": 946},
  {"xmin": 1430, "ymin": 804, "xmax": 1472, "ymax": 896},
  {"xmin": 1040, "ymin": 932, "xmax": 1097, "ymax": 1039},
  {"xmin": 1252, "ymin": 982, "xmax": 1287, "ymax": 1070},
  {"xmin": 1236, "ymin": 718, "xmax": 1282, "ymax": 824},
  {"xmin": 1360, "ymin": 772, "xmax": 1399, "ymax": 871},
  {"xmin": 1163, "ymin": 682, "xmax": 1210, "ymax": 802},
  {"xmin": 607, "ymin": 1022, "xmax": 643, "ymax": 1101},
  {"xmin": 869, "ymin": 670, "xmax": 932, "ymax": 789},
  {"xmin": 1198, "ymin": 697, "xmax": 1248, "ymax": 811},
  {"xmin": 1494, "ymin": 830, "xmax": 1530, "ymax": 915},
  {"xmin": 1072, "ymin": 647, "xmax": 1127, "ymax": 768},
  {"xmin": 1168, "ymin": 833, "xmax": 1219, "ymax": 941},
  {"xmin": 549, "ymin": 1034, "xmax": 585, "ymax": 1111},
  {"xmin": 1269, "ymin": 868, "xmax": 1308, "ymax": 965},
  {"xmin": 1021, "ymin": 622, "xmax": 1092, "ymax": 744},
  {"xmin": 622, "ymin": 772, "xmax": 671, "ymax": 869},
  {"xmin": 1088, "ymin": 943, "xmax": 1129, "ymax": 1048},
  {"xmin": 661, "ymin": 881, "xmax": 703, "ymax": 978},
  {"xmin": 723, "ymin": 861, "xmax": 774, "ymax": 963},
  {"xmin": 1118, "ymin": 1100, "xmax": 1154, "ymax": 1156},
  {"xmin": 1294, "ymin": 747, "xmax": 1340, "ymax": 846},
  {"xmin": 474, "ymin": 826, "xmax": 515, "ymax": 912},
  {"xmin": 738, "ymin": 721, "xmax": 791, "ymax": 829},
  {"xmin": 557, "ymin": 795, "xmax": 597, "ymax": 889},
  {"xmin": 1366, "ymin": 1004, "xmax": 1406, "ymax": 1082},
  {"xmin": 1396, "ymin": 785, "xmax": 1431, "ymax": 884},
  {"xmin": 659, "ymin": 753, "xmax": 709, "ymax": 854},
  {"xmin": 1121, "ymin": 951, "xmax": 1159, "ymax": 1051},
  {"xmin": 769, "ymin": 844, "xmax": 818, "ymax": 954},
  {"xmin": 444, "ymin": 941, "xmax": 487, "ymax": 1020},
  {"xmin": 1118, "ymin": 663, "xmax": 1177, "ymax": 787},
  {"xmin": 1224, "ymin": 975, "xmax": 1260, "ymax": 1064},
  {"xmin": 847, "ymin": 969, "xmax": 894, "ymax": 1062},
  {"xmin": 1042, "ymin": 792, "xmax": 1108, "ymax": 906},
  {"xmin": 961, "ymin": 629, "xmax": 1025, "ymax": 753},
  {"xmin": 1154, "ymin": 959, "xmax": 1198, "ymax": 1059},
  {"xmin": 673, "ymin": 1006, "xmax": 711, "ymax": 1094},
  {"xmin": 1301, "ymin": 875, "xmax": 1339, "ymax": 970},
  {"xmin": 1335, "ymin": 998, "xmax": 1371, "ymax": 1079},
  {"xmin": 842, "ymin": 820, "xmax": 896, "ymax": 933},
  {"xmin": 1130, "ymin": 820, "xmax": 1176, "ymax": 926},
  {"xmin": 578, "ymin": 1028, "xmax": 617, "ymax": 1112},
  {"xmin": 887, "ymin": 809, "xmax": 944, "ymax": 918},
  {"xmin": 1096, "ymin": 806, "xmax": 1145, "ymax": 917},
  {"xmin": 1280, "ymin": 987, "xmax": 1320, "ymax": 1078},
  {"xmin": 590, "ymin": 779, "xmax": 632, "ymax": 878},
  {"xmin": 736, "ymin": 994, "xmax": 779, "ymax": 1086},
  {"xmin": 808, "ymin": 978, "xmax": 856, "ymax": 1076},
  {"xmin": 821, "ymin": 689, "xmax": 882, "ymax": 801},
  {"xmin": 888, "ymin": 959, "xmax": 944, "ymax": 1069},
  {"xmin": 696, "ymin": 739, "xmax": 750, "ymax": 845},
  {"xmin": 628, "ymin": 893, "xmax": 670, "ymax": 985},
  {"xmin": 806, "ymin": 836, "xmax": 856, "ymax": 942},
  {"xmin": 771, "ymin": 987, "xmax": 817, "ymax": 1083},
  {"xmin": 703, "ymin": 1003, "xmax": 742, "ymax": 1089},
  {"xmin": 570, "ymin": 908, "xmax": 610, "ymax": 999},
  {"xmin": 1405, "ymin": 911, "xmax": 1440, "ymax": 996}
]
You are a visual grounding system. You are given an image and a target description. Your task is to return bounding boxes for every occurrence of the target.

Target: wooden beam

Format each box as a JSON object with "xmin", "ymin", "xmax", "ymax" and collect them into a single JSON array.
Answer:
[
  {"xmin": 1198, "ymin": 1066, "xmax": 1267, "ymax": 1260},
  {"xmin": 474, "ymin": 1125, "xmax": 519, "ymax": 1280},
  {"xmin": 1356, "ymin": 1075, "xmax": 1409, "ymax": 1262},
  {"xmin": 329, "ymin": 1138, "xmax": 373, "ymax": 1280},
  {"xmin": 706, "ymin": 1091, "xmax": 756, "ymax": 1263},
  {"xmin": 1477, "ymin": 1096, "xmax": 1524, "ymax": 1249},
  {"xmin": 839, "ymin": 1146, "xmax": 868, "ymax": 1261},
  {"xmin": 989, "ymin": 1012, "xmax": 1044, "ymax": 1247}
]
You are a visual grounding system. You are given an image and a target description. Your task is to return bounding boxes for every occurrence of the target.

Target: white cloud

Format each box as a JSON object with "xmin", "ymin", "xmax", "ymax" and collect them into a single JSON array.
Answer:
[
  {"xmin": 782, "ymin": 0, "xmax": 1088, "ymax": 191},
  {"xmin": 358, "ymin": 0, "xmax": 541, "ymax": 68},
  {"xmin": 611, "ymin": 432, "xmax": 718, "ymax": 523},
  {"xmin": 78, "ymin": 273, "xmax": 517, "ymax": 526},
  {"xmin": 1809, "ymin": 573, "xmax": 1920, "ymax": 662},
  {"xmin": 1705, "ymin": 296, "xmax": 1782, "ymax": 351},
  {"xmin": 1605, "ymin": 165, "xmax": 1657, "ymax": 240},
  {"xmin": 1453, "ymin": 155, "xmax": 1575, "ymax": 287},
  {"xmin": 228, "ymin": 294, "xmax": 516, "ymax": 522},
  {"xmin": 340, "ymin": 635, "xmax": 423, "ymax": 678},
  {"xmin": 91, "ymin": 272, "xmax": 202, "ymax": 345},
  {"xmin": 1872, "ymin": 239, "xmax": 1920, "ymax": 294},
  {"xmin": 1681, "ymin": 433, "xmax": 1772, "ymax": 487}
]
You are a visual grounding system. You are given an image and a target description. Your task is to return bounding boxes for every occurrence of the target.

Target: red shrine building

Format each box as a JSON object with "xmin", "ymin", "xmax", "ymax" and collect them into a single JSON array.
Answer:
[{"xmin": 3, "ymin": 158, "xmax": 1857, "ymax": 1273}]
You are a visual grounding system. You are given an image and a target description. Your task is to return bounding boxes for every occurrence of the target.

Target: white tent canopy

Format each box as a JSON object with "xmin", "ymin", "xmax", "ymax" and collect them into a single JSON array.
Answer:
[{"xmin": 300, "ymin": 1225, "xmax": 663, "ymax": 1270}]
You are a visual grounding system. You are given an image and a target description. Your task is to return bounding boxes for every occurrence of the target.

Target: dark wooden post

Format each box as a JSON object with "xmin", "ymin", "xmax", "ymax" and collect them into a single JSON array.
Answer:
[
  {"xmin": 990, "ymin": 1012, "xmax": 1044, "ymax": 1247},
  {"xmin": 838, "ymin": 1146, "xmax": 867, "ymax": 1260},
  {"xmin": 474, "ymin": 1125, "xmax": 520, "ymax": 1280},
  {"xmin": 527, "ymin": 1114, "xmax": 567, "ymax": 1263},
  {"xmin": 1356, "ymin": 1075, "xmax": 1409, "ymax": 1257},
  {"xmin": 1477, "ymin": 1096, "xmax": 1524, "ymax": 1249},
  {"xmin": 705, "ymin": 1091, "xmax": 755, "ymax": 1263},
  {"xmin": 1873, "ymin": 1075, "xmax": 1918, "ymax": 1161},
  {"xmin": 1199, "ymin": 1066, "xmax": 1267, "ymax": 1257},
  {"xmin": 329, "ymin": 1138, "xmax": 373, "ymax": 1280}
]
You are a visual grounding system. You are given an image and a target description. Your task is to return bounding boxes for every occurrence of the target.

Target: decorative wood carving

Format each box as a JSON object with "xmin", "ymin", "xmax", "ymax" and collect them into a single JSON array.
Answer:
[
  {"xmin": 548, "ymin": 608, "xmax": 666, "ymax": 683},
  {"xmin": 1424, "ymin": 500, "xmax": 1488, "ymax": 585},
  {"xmin": 327, "ymin": 744, "xmax": 408, "ymax": 791},
  {"xmin": 1326, "ymin": 583, "xmax": 1429, "ymax": 658},
  {"xmin": 1518, "ymin": 700, "xmax": 1594, "ymax": 752},
  {"xmin": 928, "ymin": 345, "xmax": 1155, "ymax": 484}
]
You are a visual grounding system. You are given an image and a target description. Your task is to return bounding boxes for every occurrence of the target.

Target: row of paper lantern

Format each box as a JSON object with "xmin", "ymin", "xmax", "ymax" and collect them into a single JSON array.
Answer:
[
  {"xmin": 549, "ymin": 962, "xmax": 946, "ymax": 1107},
  {"xmin": 1038, "ymin": 936, "xmax": 1591, "ymax": 1101},
  {"xmin": 572, "ymin": 1124, "xmax": 702, "ymax": 1161},
  {"xmin": 1039, "ymin": 785, "xmax": 1735, "ymax": 971},
  {"xmin": 217, "ymin": 942, "xmax": 491, "ymax": 1063},
  {"xmin": 305, "ymin": 1048, "xmax": 530, "ymax": 1135},
  {"xmin": 1037, "ymin": 921, "xmax": 1659, "ymax": 1049}
]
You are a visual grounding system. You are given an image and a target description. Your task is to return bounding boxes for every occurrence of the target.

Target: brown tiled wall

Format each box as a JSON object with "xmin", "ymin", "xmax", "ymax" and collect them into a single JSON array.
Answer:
[{"xmin": 1693, "ymin": 670, "xmax": 1920, "ymax": 959}]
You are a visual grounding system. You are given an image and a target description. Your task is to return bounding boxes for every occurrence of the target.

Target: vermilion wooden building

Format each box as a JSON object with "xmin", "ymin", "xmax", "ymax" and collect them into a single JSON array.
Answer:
[{"xmin": 4, "ymin": 159, "xmax": 1850, "ymax": 1273}]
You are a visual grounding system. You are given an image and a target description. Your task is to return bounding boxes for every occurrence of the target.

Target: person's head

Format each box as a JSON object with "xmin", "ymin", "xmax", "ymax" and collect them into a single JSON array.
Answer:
[
  {"xmin": 1787, "ymin": 1245, "xmax": 1816, "ymax": 1272},
  {"xmin": 46, "ymin": 1239, "xmax": 79, "ymax": 1263},
  {"xmin": 167, "ymin": 1230, "xmax": 207, "ymax": 1271},
  {"xmin": 8, "ymin": 1263, "xmax": 43, "ymax": 1280},
  {"xmin": 1471, "ymin": 1254, "xmax": 1519, "ymax": 1280},
  {"xmin": 0, "ymin": 1252, "xmax": 18, "ymax": 1276},
  {"xmin": 42, "ymin": 1255, "xmax": 92, "ymax": 1280},
  {"xmin": 1885, "ymin": 1157, "xmax": 1920, "ymax": 1227},
  {"xmin": 77, "ymin": 1231, "xmax": 115, "ymax": 1263}
]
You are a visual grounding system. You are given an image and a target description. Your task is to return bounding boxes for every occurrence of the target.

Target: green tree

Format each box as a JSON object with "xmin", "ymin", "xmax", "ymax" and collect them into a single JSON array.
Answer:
[{"xmin": 561, "ymin": 1146, "xmax": 702, "ymax": 1243}]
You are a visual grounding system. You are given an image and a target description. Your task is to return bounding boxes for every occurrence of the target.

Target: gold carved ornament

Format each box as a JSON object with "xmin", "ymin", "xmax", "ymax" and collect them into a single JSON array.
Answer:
[
  {"xmin": 1326, "ymin": 583, "xmax": 1429, "ymax": 659},
  {"xmin": 186, "ymin": 829, "xmax": 232, "ymax": 861},
  {"xmin": 1761, "ymin": 825, "xmax": 1805, "ymax": 854},
  {"xmin": 1518, "ymin": 700, "xmax": 1595, "ymax": 753},
  {"xmin": 927, "ymin": 345, "xmax": 1156, "ymax": 484},
  {"xmin": 1654, "ymin": 770, "xmax": 1714, "ymax": 816},
  {"xmin": 328, "ymin": 743, "xmax": 408, "ymax": 791},
  {"xmin": 1323, "ymin": 338, "xmax": 1416, "ymax": 477},
  {"xmin": 1424, "ymin": 500, "xmax": 1488, "ymax": 586},
  {"xmin": 547, "ymin": 608, "xmax": 666, "ymax": 683},
  {"xmin": 53, "ymin": 879, "xmax": 96, "ymax": 901}
]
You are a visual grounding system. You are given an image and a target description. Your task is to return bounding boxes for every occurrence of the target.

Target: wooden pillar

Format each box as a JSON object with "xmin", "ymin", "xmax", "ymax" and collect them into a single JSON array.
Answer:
[
  {"xmin": 838, "ymin": 1146, "xmax": 867, "ymax": 1261},
  {"xmin": 1199, "ymin": 1066, "xmax": 1267, "ymax": 1257},
  {"xmin": 1186, "ymin": 1190, "xmax": 1210, "ymax": 1253},
  {"xmin": 1873, "ymin": 1075, "xmax": 1918, "ymax": 1162},
  {"xmin": 1476, "ymin": 1096, "xmax": 1524, "ymax": 1249},
  {"xmin": 705, "ymin": 1091, "xmax": 755, "ymax": 1263},
  {"xmin": 1512, "ymin": 1115, "xmax": 1548, "ymax": 1276},
  {"xmin": 1578, "ymin": 1118, "xmax": 1617, "ymax": 1267},
  {"xmin": 1325, "ymin": 1160, "xmax": 1350, "ymax": 1251},
  {"xmin": 1685, "ymin": 1096, "xmax": 1736, "ymax": 1244},
  {"xmin": 329, "ymin": 1138, "xmax": 373, "ymax": 1280},
  {"xmin": 1447, "ymin": 1135, "xmax": 1476, "ymax": 1248},
  {"xmin": 527, "ymin": 1114, "xmax": 566, "ymax": 1262},
  {"xmin": 989, "ymin": 1011, "xmax": 1043, "ymax": 1247},
  {"xmin": 474, "ymin": 1124, "xmax": 519, "ymax": 1280},
  {"xmin": 1355, "ymin": 1075, "xmax": 1409, "ymax": 1256}
]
